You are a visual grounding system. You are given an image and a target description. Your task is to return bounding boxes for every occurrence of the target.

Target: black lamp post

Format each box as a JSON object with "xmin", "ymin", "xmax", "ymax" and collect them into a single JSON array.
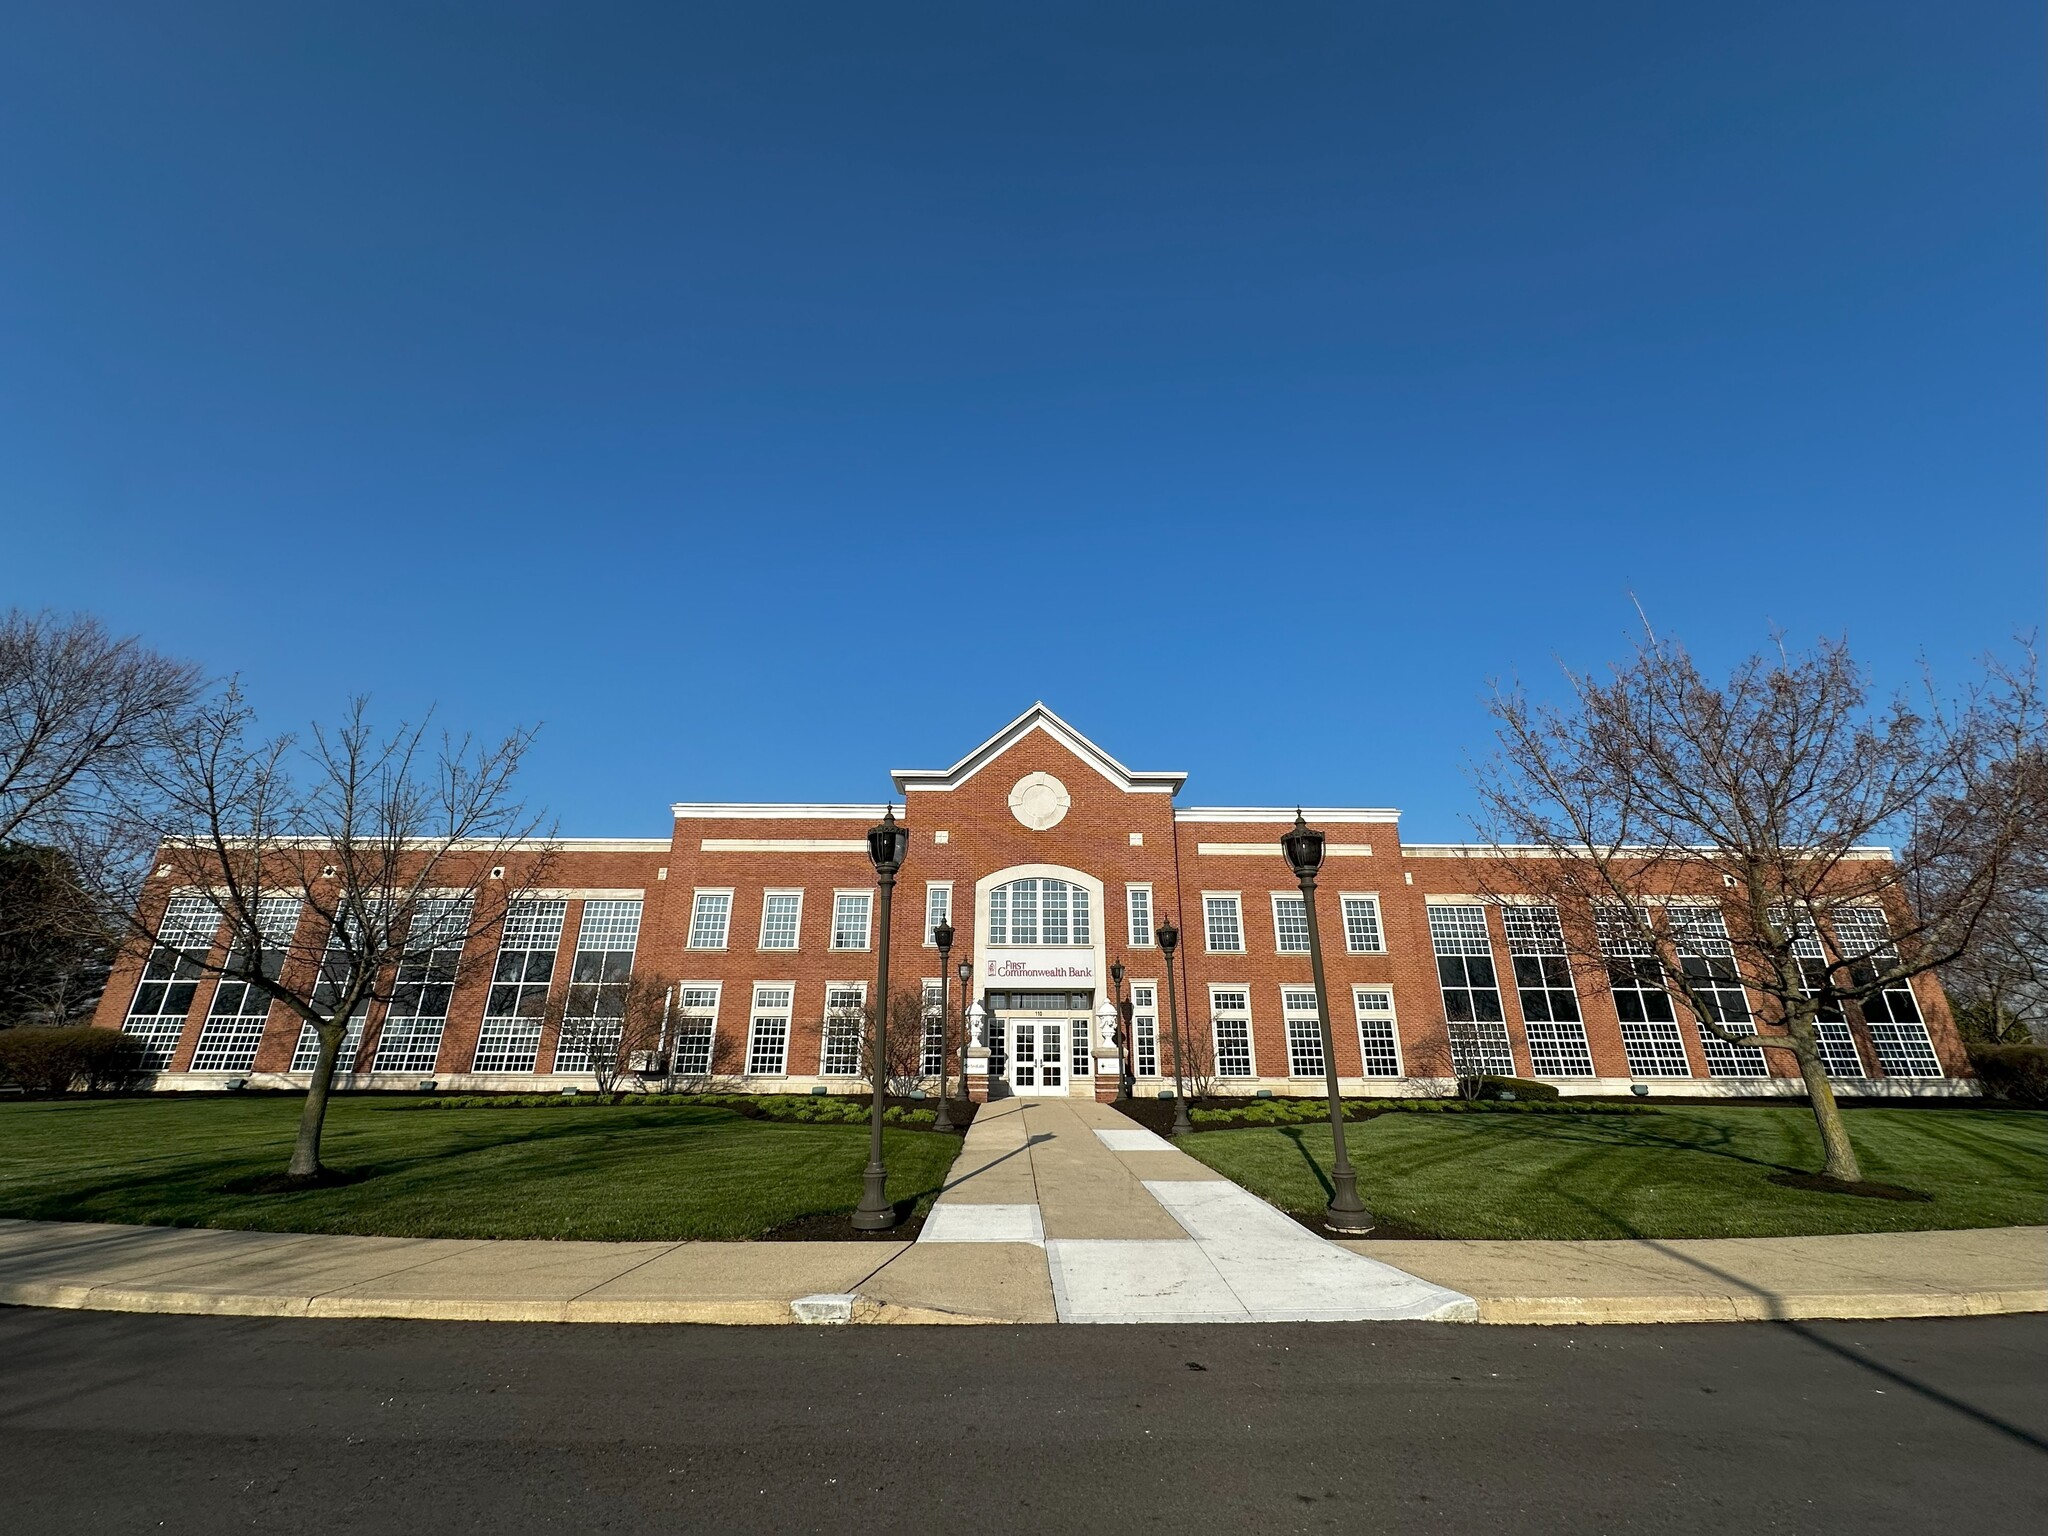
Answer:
[
  {"xmin": 1156, "ymin": 917, "xmax": 1192, "ymax": 1137},
  {"xmin": 1110, "ymin": 959, "xmax": 1134, "ymax": 1101},
  {"xmin": 852, "ymin": 806, "xmax": 910, "ymax": 1232},
  {"xmin": 956, "ymin": 960, "xmax": 972, "ymax": 1112},
  {"xmin": 1282, "ymin": 810, "xmax": 1373, "ymax": 1234},
  {"xmin": 932, "ymin": 917, "xmax": 955, "ymax": 1132}
]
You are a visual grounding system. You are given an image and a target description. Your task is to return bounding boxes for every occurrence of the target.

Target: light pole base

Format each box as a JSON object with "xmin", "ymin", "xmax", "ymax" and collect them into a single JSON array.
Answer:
[
  {"xmin": 850, "ymin": 1165, "xmax": 896, "ymax": 1231},
  {"xmin": 1324, "ymin": 1168, "xmax": 1373, "ymax": 1234},
  {"xmin": 1322, "ymin": 1204, "xmax": 1376, "ymax": 1236}
]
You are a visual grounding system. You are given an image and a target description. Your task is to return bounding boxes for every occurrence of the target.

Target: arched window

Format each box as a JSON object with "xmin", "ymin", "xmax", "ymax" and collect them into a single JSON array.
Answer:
[{"xmin": 988, "ymin": 878, "xmax": 1092, "ymax": 946}]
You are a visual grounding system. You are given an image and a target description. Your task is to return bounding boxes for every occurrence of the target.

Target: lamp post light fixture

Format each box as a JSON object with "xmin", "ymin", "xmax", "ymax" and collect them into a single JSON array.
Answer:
[
  {"xmin": 931, "ymin": 917, "xmax": 955, "ymax": 1132},
  {"xmin": 956, "ymin": 960, "xmax": 972, "ymax": 1112},
  {"xmin": 852, "ymin": 806, "xmax": 910, "ymax": 1232},
  {"xmin": 1155, "ymin": 917, "xmax": 1192, "ymax": 1137},
  {"xmin": 1109, "ymin": 959, "xmax": 1134, "ymax": 1101},
  {"xmin": 1282, "ymin": 810, "xmax": 1373, "ymax": 1235}
]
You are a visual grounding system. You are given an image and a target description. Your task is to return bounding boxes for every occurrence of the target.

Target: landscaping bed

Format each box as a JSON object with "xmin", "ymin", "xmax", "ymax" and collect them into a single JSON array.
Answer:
[
  {"xmin": 391, "ymin": 1090, "xmax": 980, "ymax": 1133},
  {"xmin": 1113, "ymin": 1092, "xmax": 1648, "ymax": 1137}
]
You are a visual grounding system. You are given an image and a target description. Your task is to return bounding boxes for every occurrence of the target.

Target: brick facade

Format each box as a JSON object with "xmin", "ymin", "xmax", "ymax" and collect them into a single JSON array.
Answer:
[{"xmin": 92, "ymin": 704, "xmax": 1974, "ymax": 1097}]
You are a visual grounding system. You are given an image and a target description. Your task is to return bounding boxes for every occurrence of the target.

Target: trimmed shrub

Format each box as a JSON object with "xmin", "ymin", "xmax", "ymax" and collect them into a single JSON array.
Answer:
[
  {"xmin": 0, "ymin": 1027, "xmax": 148, "ymax": 1095},
  {"xmin": 1969, "ymin": 1043, "xmax": 2048, "ymax": 1107},
  {"xmin": 1471, "ymin": 1075, "xmax": 1560, "ymax": 1102}
]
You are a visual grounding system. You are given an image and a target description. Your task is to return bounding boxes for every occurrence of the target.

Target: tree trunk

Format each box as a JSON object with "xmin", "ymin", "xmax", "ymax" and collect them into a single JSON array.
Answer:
[
  {"xmin": 1787, "ymin": 1022, "xmax": 1864, "ymax": 1183},
  {"xmin": 288, "ymin": 1023, "xmax": 344, "ymax": 1177}
]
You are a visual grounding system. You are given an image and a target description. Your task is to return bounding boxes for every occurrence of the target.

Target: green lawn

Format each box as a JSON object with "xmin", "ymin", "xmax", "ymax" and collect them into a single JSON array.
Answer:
[
  {"xmin": 1180, "ymin": 1106, "xmax": 2048, "ymax": 1240},
  {"xmin": 0, "ymin": 1096, "xmax": 963, "ymax": 1241}
]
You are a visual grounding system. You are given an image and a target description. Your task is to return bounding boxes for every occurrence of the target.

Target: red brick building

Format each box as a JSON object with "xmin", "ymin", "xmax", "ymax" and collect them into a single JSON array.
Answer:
[{"xmin": 94, "ymin": 703, "xmax": 1974, "ymax": 1098}]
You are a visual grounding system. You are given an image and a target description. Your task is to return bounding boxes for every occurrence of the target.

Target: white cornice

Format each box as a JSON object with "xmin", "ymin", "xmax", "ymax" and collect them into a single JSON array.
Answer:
[
  {"xmin": 671, "ymin": 804, "xmax": 903, "ymax": 821},
  {"xmin": 1174, "ymin": 807, "xmax": 1400, "ymax": 825},
  {"xmin": 890, "ymin": 702, "xmax": 1187, "ymax": 796}
]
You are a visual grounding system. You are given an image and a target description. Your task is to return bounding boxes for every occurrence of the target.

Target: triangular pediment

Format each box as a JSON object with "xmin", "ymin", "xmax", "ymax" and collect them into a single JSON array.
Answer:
[{"xmin": 891, "ymin": 703, "xmax": 1186, "ymax": 796}]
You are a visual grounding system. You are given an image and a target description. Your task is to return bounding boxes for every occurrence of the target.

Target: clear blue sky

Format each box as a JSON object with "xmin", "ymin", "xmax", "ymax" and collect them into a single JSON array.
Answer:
[{"xmin": 2, "ymin": 2, "xmax": 2039, "ymax": 838}]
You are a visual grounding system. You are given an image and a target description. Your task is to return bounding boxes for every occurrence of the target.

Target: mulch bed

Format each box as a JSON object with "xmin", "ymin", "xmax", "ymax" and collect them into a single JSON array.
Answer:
[{"xmin": 757, "ymin": 1202, "xmax": 932, "ymax": 1242}]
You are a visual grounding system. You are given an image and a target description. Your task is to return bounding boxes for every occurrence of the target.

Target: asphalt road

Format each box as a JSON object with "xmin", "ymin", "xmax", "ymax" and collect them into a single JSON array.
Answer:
[{"xmin": 2, "ymin": 1307, "xmax": 2043, "ymax": 1534}]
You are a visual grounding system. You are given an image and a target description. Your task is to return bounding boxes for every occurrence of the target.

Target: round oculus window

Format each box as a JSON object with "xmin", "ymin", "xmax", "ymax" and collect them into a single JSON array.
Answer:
[{"xmin": 1008, "ymin": 772, "xmax": 1071, "ymax": 831}]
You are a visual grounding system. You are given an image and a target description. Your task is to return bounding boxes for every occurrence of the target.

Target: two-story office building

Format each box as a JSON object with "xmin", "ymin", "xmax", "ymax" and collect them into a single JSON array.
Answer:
[{"xmin": 95, "ymin": 703, "xmax": 1974, "ymax": 1097}]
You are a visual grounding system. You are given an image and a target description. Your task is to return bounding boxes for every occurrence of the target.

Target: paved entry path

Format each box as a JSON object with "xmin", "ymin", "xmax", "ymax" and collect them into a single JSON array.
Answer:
[{"xmin": 917, "ymin": 1097, "xmax": 1477, "ymax": 1323}]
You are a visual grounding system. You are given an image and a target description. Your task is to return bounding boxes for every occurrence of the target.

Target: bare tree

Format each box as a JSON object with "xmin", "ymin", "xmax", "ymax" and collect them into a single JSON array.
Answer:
[
  {"xmin": 1930, "ymin": 747, "xmax": 2048, "ymax": 1045},
  {"xmin": 548, "ymin": 970, "xmax": 673, "ymax": 1095},
  {"xmin": 0, "ymin": 843, "xmax": 114, "ymax": 1028},
  {"xmin": 811, "ymin": 987, "xmax": 932, "ymax": 1098},
  {"xmin": 1472, "ymin": 624, "xmax": 2045, "ymax": 1184},
  {"xmin": 115, "ymin": 687, "xmax": 551, "ymax": 1178}
]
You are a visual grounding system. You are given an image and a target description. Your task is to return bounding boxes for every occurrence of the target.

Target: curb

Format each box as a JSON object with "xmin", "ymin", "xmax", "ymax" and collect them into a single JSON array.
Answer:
[{"xmin": 1474, "ymin": 1289, "xmax": 2048, "ymax": 1326}]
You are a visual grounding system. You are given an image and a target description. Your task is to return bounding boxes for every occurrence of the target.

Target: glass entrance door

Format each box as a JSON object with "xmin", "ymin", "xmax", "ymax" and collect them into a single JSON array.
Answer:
[{"xmin": 1006, "ymin": 1019, "xmax": 1067, "ymax": 1095}]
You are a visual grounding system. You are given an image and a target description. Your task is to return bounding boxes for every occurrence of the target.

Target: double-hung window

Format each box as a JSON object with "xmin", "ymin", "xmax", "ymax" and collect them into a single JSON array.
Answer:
[
  {"xmin": 190, "ymin": 897, "xmax": 301, "ymax": 1072},
  {"xmin": 1428, "ymin": 904, "xmax": 1514, "ymax": 1076},
  {"xmin": 671, "ymin": 985, "xmax": 720, "ymax": 1077},
  {"xmin": 1272, "ymin": 895, "xmax": 1311, "ymax": 955},
  {"xmin": 1831, "ymin": 908, "xmax": 1942, "ymax": 1077},
  {"xmin": 831, "ymin": 892, "xmax": 873, "ymax": 950},
  {"xmin": 1340, "ymin": 894, "xmax": 1384, "ymax": 954},
  {"xmin": 747, "ymin": 985, "xmax": 793, "ymax": 1075},
  {"xmin": 553, "ymin": 898, "xmax": 642, "ymax": 1073},
  {"xmin": 1130, "ymin": 983, "xmax": 1159, "ymax": 1077},
  {"xmin": 1282, "ymin": 987, "xmax": 1324, "ymax": 1077},
  {"xmin": 821, "ymin": 984, "xmax": 866, "ymax": 1076},
  {"xmin": 1501, "ymin": 905, "xmax": 1594, "ymax": 1077},
  {"xmin": 123, "ymin": 895, "xmax": 218, "ymax": 1069},
  {"xmin": 1210, "ymin": 987, "xmax": 1254, "ymax": 1077},
  {"xmin": 1666, "ymin": 907, "xmax": 1768, "ymax": 1077},
  {"xmin": 1353, "ymin": 987, "xmax": 1401, "ymax": 1076},
  {"xmin": 758, "ymin": 891, "xmax": 802, "ymax": 951},
  {"xmin": 474, "ymin": 899, "xmax": 567, "ymax": 1072},
  {"xmin": 373, "ymin": 898, "xmax": 473, "ymax": 1073},
  {"xmin": 1203, "ymin": 894, "xmax": 1244, "ymax": 954},
  {"xmin": 924, "ymin": 884, "xmax": 952, "ymax": 945},
  {"xmin": 921, "ymin": 980, "xmax": 946, "ymax": 1075},
  {"xmin": 1597, "ymin": 906, "xmax": 1691, "ymax": 1077},
  {"xmin": 1126, "ymin": 885, "xmax": 1153, "ymax": 949},
  {"xmin": 687, "ymin": 890, "xmax": 732, "ymax": 950}
]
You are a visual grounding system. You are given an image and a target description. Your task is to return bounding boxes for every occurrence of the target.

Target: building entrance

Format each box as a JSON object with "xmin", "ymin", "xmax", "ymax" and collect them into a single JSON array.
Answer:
[{"xmin": 987, "ymin": 989, "xmax": 1094, "ymax": 1098}]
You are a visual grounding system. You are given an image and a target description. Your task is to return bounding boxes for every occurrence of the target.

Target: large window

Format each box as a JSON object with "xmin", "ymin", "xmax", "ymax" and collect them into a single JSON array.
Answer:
[
  {"xmin": 921, "ymin": 980, "xmax": 946, "ymax": 1075},
  {"xmin": 474, "ymin": 899, "xmax": 567, "ymax": 1072},
  {"xmin": 1667, "ymin": 907, "xmax": 1768, "ymax": 1076},
  {"xmin": 1428, "ymin": 904, "xmax": 1514, "ymax": 1076},
  {"xmin": 988, "ymin": 878, "xmax": 1092, "ymax": 946},
  {"xmin": 1131, "ymin": 983, "xmax": 1159, "ymax": 1077},
  {"xmin": 1282, "ymin": 987, "xmax": 1324, "ymax": 1077},
  {"xmin": 1340, "ymin": 895, "xmax": 1384, "ymax": 954},
  {"xmin": 1126, "ymin": 885, "xmax": 1153, "ymax": 949},
  {"xmin": 687, "ymin": 890, "xmax": 732, "ymax": 950},
  {"xmin": 1597, "ymin": 906, "xmax": 1691, "ymax": 1078},
  {"xmin": 924, "ymin": 884, "xmax": 952, "ymax": 945},
  {"xmin": 746, "ymin": 985, "xmax": 793, "ymax": 1075},
  {"xmin": 1210, "ymin": 987, "xmax": 1254, "ymax": 1077},
  {"xmin": 1777, "ymin": 907, "xmax": 1865, "ymax": 1078},
  {"xmin": 759, "ymin": 891, "xmax": 802, "ymax": 951},
  {"xmin": 553, "ymin": 898, "xmax": 642, "ymax": 1074},
  {"xmin": 1272, "ymin": 895, "xmax": 1311, "ymax": 955},
  {"xmin": 189, "ymin": 897, "xmax": 301, "ymax": 1072},
  {"xmin": 291, "ymin": 909, "xmax": 373, "ymax": 1074},
  {"xmin": 123, "ymin": 895, "xmax": 218, "ymax": 1068},
  {"xmin": 671, "ymin": 985, "xmax": 719, "ymax": 1077},
  {"xmin": 831, "ymin": 892, "xmax": 872, "ymax": 950},
  {"xmin": 821, "ymin": 985, "xmax": 866, "ymax": 1076},
  {"xmin": 372, "ymin": 898, "xmax": 472, "ymax": 1073},
  {"xmin": 1353, "ymin": 987, "xmax": 1402, "ymax": 1077},
  {"xmin": 1203, "ymin": 894, "xmax": 1243, "ymax": 954},
  {"xmin": 1831, "ymin": 908, "xmax": 1943, "ymax": 1077},
  {"xmin": 1500, "ymin": 906, "xmax": 1594, "ymax": 1077}
]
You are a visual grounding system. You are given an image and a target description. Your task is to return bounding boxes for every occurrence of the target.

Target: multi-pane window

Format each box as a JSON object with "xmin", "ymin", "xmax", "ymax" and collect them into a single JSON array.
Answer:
[
  {"xmin": 123, "ymin": 895, "xmax": 219, "ymax": 1068},
  {"xmin": 924, "ymin": 884, "xmax": 952, "ymax": 944},
  {"xmin": 1353, "ymin": 987, "xmax": 1402, "ymax": 1077},
  {"xmin": 1282, "ymin": 988, "xmax": 1324, "ymax": 1077},
  {"xmin": 921, "ymin": 980, "xmax": 946, "ymax": 1075},
  {"xmin": 1597, "ymin": 906, "xmax": 1692, "ymax": 1077},
  {"xmin": 1272, "ymin": 895, "xmax": 1311, "ymax": 954},
  {"xmin": 831, "ymin": 892, "xmax": 872, "ymax": 950},
  {"xmin": 1831, "ymin": 907, "xmax": 1943, "ymax": 1077},
  {"xmin": 1131, "ymin": 983, "xmax": 1159, "ymax": 1077},
  {"xmin": 747, "ymin": 985, "xmax": 793, "ymax": 1075},
  {"xmin": 1501, "ymin": 906, "xmax": 1594, "ymax": 1077},
  {"xmin": 671, "ymin": 986, "xmax": 719, "ymax": 1077},
  {"xmin": 292, "ymin": 911, "xmax": 373, "ymax": 1075},
  {"xmin": 189, "ymin": 897, "xmax": 302, "ymax": 1072},
  {"xmin": 988, "ymin": 878, "xmax": 1092, "ymax": 946},
  {"xmin": 1210, "ymin": 988, "xmax": 1254, "ymax": 1076},
  {"xmin": 1666, "ymin": 907, "xmax": 1768, "ymax": 1076},
  {"xmin": 1428, "ymin": 905, "xmax": 1514, "ymax": 1076},
  {"xmin": 821, "ymin": 985, "xmax": 866, "ymax": 1076},
  {"xmin": 1127, "ymin": 885, "xmax": 1153, "ymax": 949},
  {"xmin": 1777, "ymin": 907, "xmax": 1865, "ymax": 1078},
  {"xmin": 553, "ymin": 899, "xmax": 642, "ymax": 1074},
  {"xmin": 1203, "ymin": 894, "xmax": 1244, "ymax": 954},
  {"xmin": 474, "ymin": 899, "xmax": 567, "ymax": 1073},
  {"xmin": 372, "ymin": 898, "xmax": 472, "ymax": 1073},
  {"xmin": 759, "ymin": 891, "xmax": 802, "ymax": 951},
  {"xmin": 1340, "ymin": 895, "xmax": 1384, "ymax": 954},
  {"xmin": 687, "ymin": 891, "xmax": 732, "ymax": 950}
]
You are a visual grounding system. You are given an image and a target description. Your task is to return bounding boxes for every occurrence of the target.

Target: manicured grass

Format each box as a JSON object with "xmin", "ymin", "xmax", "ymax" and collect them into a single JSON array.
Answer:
[
  {"xmin": 0, "ymin": 1096, "xmax": 963, "ymax": 1241},
  {"xmin": 1180, "ymin": 1106, "xmax": 2047, "ymax": 1239}
]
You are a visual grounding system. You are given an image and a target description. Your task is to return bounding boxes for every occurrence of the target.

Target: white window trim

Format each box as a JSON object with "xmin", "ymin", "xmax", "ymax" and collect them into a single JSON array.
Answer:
[
  {"xmin": 819, "ymin": 980, "xmax": 869, "ymax": 1076},
  {"xmin": 1338, "ymin": 892, "xmax": 1386, "ymax": 954},
  {"xmin": 745, "ymin": 982, "xmax": 796, "ymax": 1077},
  {"xmin": 922, "ymin": 881, "xmax": 954, "ymax": 947},
  {"xmin": 1128, "ymin": 978, "xmax": 1161, "ymax": 1077},
  {"xmin": 1352, "ymin": 985, "xmax": 1405, "ymax": 1077},
  {"xmin": 666, "ymin": 980, "xmax": 723, "ymax": 1073},
  {"xmin": 1278, "ymin": 984, "xmax": 1327, "ymax": 1077},
  {"xmin": 1208, "ymin": 983, "xmax": 1256, "ymax": 1076},
  {"xmin": 829, "ymin": 888, "xmax": 874, "ymax": 951},
  {"xmin": 686, "ymin": 887, "xmax": 734, "ymax": 951},
  {"xmin": 1270, "ymin": 891, "xmax": 1311, "ymax": 955},
  {"xmin": 1126, "ymin": 883, "xmax": 1155, "ymax": 948},
  {"xmin": 757, "ymin": 888, "xmax": 804, "ymax": 952},
  {"xmin": 1201, "ymin": 891, "xmax": 1245, "ymax": 955}
]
